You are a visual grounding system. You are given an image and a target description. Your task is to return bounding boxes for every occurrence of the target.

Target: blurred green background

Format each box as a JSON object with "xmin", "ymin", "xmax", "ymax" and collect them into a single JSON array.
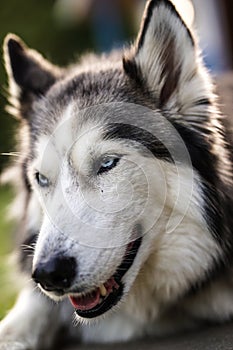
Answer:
[{"xmin": 0, "ymin": 185, "xmax": 15, "ymax": 319}]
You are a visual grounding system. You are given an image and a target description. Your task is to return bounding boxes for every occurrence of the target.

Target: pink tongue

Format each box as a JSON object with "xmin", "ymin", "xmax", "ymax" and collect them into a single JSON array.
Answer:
[{"xmin": 69, "ymin": 289, "xmax": 100, "ymax": 311}]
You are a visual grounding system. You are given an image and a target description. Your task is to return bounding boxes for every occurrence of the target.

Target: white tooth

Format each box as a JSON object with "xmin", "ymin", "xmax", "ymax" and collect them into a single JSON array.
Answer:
[{"xmin": 99, "ymin": 284, "xmax": 107, "ymax": 297}]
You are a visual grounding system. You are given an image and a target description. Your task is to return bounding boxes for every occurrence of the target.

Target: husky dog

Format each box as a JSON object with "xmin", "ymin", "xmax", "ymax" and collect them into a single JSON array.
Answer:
[{"xmin": 0, "ymin": 0, "xmax": 232, "ymax": 349}]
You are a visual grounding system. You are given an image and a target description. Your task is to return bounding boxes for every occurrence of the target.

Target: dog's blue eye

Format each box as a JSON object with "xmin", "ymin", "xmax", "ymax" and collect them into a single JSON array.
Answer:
[
  {"xmin": 35, "ymin": 172, "xmax": 49, "ymax": 187},
  {"xmin": 98, "ymin": 158, "xmax": 120, "ymax": 175}
]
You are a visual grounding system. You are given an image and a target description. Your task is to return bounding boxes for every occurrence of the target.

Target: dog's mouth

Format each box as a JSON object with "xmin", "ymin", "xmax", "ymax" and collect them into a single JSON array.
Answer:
[{"xmin": 69, "ymin": 236, "xmax": 142, "ymax": 318}]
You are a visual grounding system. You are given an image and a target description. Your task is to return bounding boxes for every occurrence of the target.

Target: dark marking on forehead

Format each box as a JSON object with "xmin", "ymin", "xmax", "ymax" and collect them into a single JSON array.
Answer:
[{"xmin": 104, "ymin": 123, "xmax": 173, "ymax": 162}]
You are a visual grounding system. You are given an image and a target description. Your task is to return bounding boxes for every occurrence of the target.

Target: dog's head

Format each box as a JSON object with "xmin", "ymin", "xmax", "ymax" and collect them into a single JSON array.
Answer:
[{"xmin": 3, "ymin": 0, "xmax": 227, "ymax": 321}]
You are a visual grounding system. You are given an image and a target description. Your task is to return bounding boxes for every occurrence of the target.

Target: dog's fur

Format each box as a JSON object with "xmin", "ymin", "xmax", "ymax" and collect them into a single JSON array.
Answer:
[{"xmin": 0, "ymin": 0, "xmax": 233, "ymax": 349}]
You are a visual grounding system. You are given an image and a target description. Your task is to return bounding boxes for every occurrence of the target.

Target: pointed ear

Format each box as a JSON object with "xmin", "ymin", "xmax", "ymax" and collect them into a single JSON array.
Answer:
[
  {"xmin": 123, "ymin": 0, "xmax": 210, "ymax": 110},
  {"xmin": 3, "ymin": 34, "xmax": 61, "ymax": 119}
]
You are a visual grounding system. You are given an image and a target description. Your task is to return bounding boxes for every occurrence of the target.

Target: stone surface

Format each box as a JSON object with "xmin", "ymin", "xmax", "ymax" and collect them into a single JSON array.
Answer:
[{"xmin": 62, "ymin": 322, "xmax": 233, "ymax": 350}]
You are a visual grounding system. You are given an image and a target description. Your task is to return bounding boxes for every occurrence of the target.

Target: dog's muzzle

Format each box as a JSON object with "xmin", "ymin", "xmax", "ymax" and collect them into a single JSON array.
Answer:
[
  {"xmin": 32, "ymin": 227, "xmax": 142, "ymax": 319},
  {"xmin": 69, "ymin": 235, "xmax": 142, "ymax": 319}
]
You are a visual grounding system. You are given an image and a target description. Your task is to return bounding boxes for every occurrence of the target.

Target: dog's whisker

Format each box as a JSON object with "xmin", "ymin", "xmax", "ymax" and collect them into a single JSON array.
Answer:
[{"xmin": 21, "ymin": 244, "xmax": 35, "ymax": 251}]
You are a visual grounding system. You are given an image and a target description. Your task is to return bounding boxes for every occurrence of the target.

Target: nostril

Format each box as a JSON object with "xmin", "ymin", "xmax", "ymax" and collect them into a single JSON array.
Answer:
[{"xmin": 32, "ymin": 256, "xmax": 77, "ymax": 292}]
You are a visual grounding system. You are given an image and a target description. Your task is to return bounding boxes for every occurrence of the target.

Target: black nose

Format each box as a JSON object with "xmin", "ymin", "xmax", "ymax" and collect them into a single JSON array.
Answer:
[{"xmin": 32, "ymin": 256, "xmax": 76, "ymax": 293}]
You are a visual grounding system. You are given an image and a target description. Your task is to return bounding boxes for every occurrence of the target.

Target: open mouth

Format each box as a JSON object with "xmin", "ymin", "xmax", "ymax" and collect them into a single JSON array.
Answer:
[{"xmin": 69, "ymin": 236, "xmax": 142, "ymax": 318}]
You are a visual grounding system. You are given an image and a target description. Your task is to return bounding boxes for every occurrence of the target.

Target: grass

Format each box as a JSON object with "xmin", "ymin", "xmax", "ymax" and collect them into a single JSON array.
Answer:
[{"xmin": 0, "ymin": 185, "xmax": 18, "ymax": 320}]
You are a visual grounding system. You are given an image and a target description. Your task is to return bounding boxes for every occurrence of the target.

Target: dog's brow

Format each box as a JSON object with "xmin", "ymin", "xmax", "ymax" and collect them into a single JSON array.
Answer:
[{"xmin": 104, "ymin": 123, "xmax": 173, "ymax": 162}]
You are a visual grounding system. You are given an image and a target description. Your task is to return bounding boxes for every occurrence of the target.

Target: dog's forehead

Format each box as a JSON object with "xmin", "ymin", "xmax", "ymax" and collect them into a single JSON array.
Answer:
[
  {"xmin": 45, "ymin": 67, "xmax": 126, "ymax": 114},
  {"xmin": 31, "ymin": 65, "xmax": 167, "ymax": 173},
  {"xmin": 33, "ymin": 102, "xmax": 105, "ymax": 169},
  {"xmin": 31, "ymin": 64, "xmax": 153, "ymax": 137}
]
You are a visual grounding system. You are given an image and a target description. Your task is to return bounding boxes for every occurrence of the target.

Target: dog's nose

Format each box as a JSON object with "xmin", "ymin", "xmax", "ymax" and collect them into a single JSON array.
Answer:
[{"xmin": 32, "ymin": 256, "xmax": 76, "ymax": 292}]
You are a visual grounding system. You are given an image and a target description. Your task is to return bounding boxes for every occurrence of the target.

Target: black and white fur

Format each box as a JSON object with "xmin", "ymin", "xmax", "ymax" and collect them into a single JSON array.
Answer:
[{"xmin": 0, "ymin": 0, "xmax": 232, "ymax": 349}]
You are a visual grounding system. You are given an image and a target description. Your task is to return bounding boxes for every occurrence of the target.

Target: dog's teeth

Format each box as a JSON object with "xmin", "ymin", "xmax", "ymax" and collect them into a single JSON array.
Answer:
[{"xmin": 99, "ymin": 284, "xmax": 107, "ymax": 297}]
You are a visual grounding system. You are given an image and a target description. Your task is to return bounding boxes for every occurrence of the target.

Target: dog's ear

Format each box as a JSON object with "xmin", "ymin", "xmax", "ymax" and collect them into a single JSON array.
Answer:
[
  {"xmin": 123, "ymin": 0, "xmax": 211, "ymax": 110},
  {"xmin": 3, "ymin": 34, "xmax": 61, "ymax": 119}
]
